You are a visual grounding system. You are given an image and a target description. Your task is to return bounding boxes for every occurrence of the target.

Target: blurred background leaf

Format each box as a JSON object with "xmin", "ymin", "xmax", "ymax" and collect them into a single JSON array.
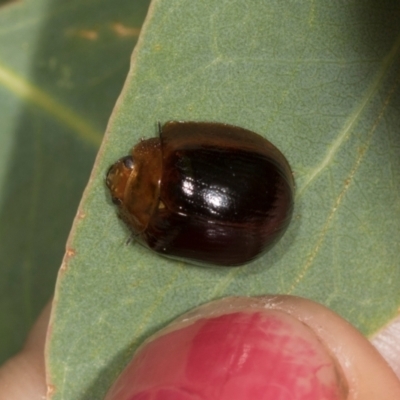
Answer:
[
  {"xmin": 0, "ymin": 0, "xmax": 150, "ymax": 363},
  {"xmin": 46, "ymin": 1, "xmax": 400, "ymax": 399}
]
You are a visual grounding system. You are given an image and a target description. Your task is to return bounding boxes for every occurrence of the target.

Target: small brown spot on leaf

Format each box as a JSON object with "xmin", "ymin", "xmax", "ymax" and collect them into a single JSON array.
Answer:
[
  {"xmin": 77, "ymin": 210, "xmax": 86, "ymax": 220},
  {"xmin": 66, "ymin": 28, "xmax": 99, "ymax": 40},
  {"xmin": 60, "ymin": 262, "xmax": 68, "ymax": 274},
  {"xmin": 66, "ymin": 248, "xmax": 76, "ymax": 258},
  {"xmin": 79, "ymin": 29, "xmax": 98, "ymax": 40},
  {"xmin": 111, "ymin": 22, "xmax": 140, "ymax": 37},
  {"xmin": 47, "ymin": 384, "xmax": 56, "ymax": 397}
]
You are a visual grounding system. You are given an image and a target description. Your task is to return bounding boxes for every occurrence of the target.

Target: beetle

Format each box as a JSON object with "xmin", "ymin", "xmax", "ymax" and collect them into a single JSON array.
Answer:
[{"xmin": 106, "ymin": 121, "xmax": 294, "ymax": 267}]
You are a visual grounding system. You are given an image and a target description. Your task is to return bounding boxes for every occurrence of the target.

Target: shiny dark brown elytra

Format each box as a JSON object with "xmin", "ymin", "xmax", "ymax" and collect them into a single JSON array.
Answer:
[{"xmin": 106, "ymin": 121, "xmax": 294, "ymax": 267}]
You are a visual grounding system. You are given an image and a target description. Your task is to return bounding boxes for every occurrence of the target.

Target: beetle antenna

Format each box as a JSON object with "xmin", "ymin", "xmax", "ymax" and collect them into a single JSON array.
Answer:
[{"xmin": 157, "ymin": 122, "xmax": 162, "ymax": 138}]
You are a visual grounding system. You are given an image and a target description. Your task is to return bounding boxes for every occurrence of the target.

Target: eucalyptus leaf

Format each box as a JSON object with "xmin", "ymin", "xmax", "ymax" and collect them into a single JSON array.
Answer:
[{"xmin": 47, "ymin": 1, "xmax": 400, "ymax": 399}]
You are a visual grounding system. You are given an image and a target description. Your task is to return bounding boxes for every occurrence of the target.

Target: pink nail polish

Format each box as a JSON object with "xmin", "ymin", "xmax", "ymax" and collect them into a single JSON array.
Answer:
[{"xmin": 105, "ymin": 310, "xmax": 346, "ymax": 400}]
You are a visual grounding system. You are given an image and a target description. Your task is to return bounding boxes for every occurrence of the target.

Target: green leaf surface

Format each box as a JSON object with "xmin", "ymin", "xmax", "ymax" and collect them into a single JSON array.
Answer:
[
  {"xmin": 0, "ymin": 0, "xmax": 149, "ymax": 362},
  {"xmin": 48, "ymin": 1, "xmax": 400, "ymax": 399}
]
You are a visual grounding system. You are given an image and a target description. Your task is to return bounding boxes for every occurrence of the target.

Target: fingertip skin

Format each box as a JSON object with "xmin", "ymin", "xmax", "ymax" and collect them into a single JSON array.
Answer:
[
  {"xmin": 105, "ymin": 307, "xmax": 346, "ymax": 400},
  {"xmin": 105, "ymin": 296, "xmax": 400, "ymax": 400}
]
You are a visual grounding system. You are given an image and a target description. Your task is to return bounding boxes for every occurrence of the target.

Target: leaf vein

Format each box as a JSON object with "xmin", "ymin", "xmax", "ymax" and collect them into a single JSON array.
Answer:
[
  {"xmin": 296, "ymin": 32, "xmax": 400, "ymax": 199},
  {"xmin": 287, "ymin": 69, "xmax": 400, "ymax": 294}
]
